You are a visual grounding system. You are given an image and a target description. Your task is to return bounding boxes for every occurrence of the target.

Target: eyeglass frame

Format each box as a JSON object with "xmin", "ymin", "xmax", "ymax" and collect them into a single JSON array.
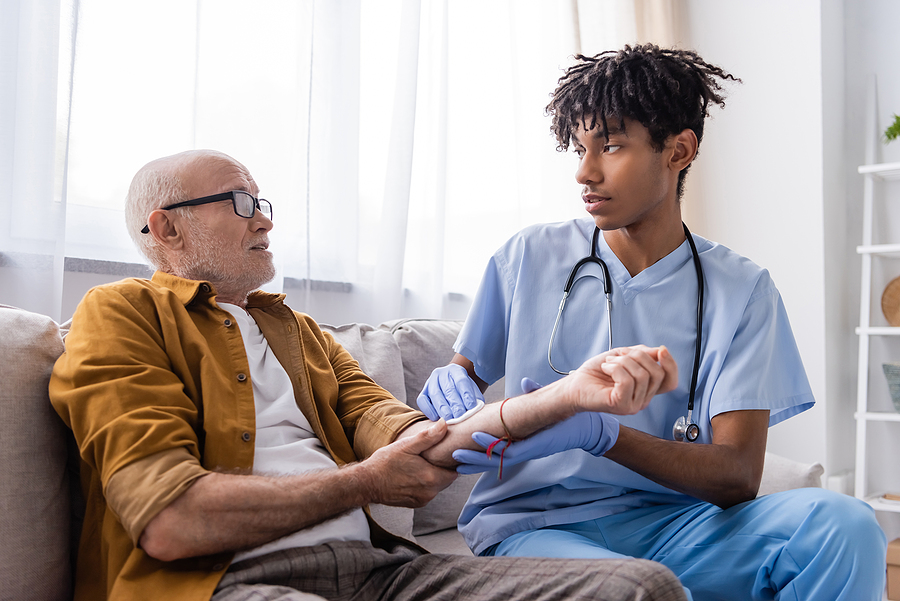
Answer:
[{"xmin": 140, "ymin": 191, "xmax": 273, "ymax": 234}]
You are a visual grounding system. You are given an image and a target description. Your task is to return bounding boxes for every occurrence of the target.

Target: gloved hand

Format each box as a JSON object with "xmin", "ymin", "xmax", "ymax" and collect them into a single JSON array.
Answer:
[
  {"xmin": 451, "ymin": 376, "xmax": 619, "ymax": 474},
  {"xmin": 417, "ymin": 364, "xmax": 486, "ymax": 422}
]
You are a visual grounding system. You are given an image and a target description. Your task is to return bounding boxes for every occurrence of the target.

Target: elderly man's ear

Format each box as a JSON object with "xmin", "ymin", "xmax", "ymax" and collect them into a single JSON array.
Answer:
[{"xmin": 146, "ymin": 210, "xmax": 186, "ymax": 251}]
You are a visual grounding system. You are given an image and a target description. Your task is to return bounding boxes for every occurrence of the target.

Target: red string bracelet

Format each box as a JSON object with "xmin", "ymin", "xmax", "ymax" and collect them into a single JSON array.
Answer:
[{"xmin": 485, "ymin": 397, "xmax": 520, "ymax": 479}]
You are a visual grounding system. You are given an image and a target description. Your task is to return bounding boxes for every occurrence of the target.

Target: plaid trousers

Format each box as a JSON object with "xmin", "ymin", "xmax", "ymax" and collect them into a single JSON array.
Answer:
[{"xmin": 212, "ymin": 540, "xmax": 686, "ymax": 601}]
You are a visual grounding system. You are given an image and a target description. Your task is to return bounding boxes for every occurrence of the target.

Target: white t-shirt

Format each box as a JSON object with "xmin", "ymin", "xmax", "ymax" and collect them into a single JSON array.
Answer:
[{"xmin": 218, "ymin": 303, "xmax": 369, "ymax": 563}]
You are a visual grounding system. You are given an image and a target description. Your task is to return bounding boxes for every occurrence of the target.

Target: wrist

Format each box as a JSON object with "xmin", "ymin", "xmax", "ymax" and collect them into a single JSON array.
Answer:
[
  {"xmin": 345, "ymin": 460, "xmax": 381, "ymax": 507},
  {"xmin": 543, "ymin": 375, "xmax": 586, "ymax": 416}
]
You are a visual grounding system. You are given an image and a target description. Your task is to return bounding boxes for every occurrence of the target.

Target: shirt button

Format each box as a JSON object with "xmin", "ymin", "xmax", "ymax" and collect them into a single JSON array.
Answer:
[
  {"xmin": 241, "ymin": 432, "xmax": 252, "ymax": 442},
  {"xmin": 212, "ymin": 563, "xmax": 225, "ymax": 571},
  {"xmin": 224, "ymin": 319, "xmax": 233, "ymax": 327},
  {"xmin": 237, "ymin": 373, "xmax": 247, "ymax": 382}
]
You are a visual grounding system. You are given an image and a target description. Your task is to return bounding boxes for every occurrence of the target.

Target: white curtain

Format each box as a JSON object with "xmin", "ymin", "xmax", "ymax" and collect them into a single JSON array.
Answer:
[
  {"xmin": 0, "ymin": 0, "xmax": 677, "ymax": 326},
  {"xmin": 0, "ymin": 0, "xmax": 77, "ymax": 322}
]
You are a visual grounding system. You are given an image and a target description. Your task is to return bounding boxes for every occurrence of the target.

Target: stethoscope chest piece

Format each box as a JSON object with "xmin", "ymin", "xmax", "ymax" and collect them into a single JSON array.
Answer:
[{"xmin": 673, "ymin": 415, "xmax": 700, "ymax": 442}]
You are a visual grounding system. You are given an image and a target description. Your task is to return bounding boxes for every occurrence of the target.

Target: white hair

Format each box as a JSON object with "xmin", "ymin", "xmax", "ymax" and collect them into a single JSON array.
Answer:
[
  {"xmin": 124, "ymin": 158, "xmax": 191, "ymax": 271},
  {"xmin": 125, "ymin": 149, "xmax": 252, "ymax": 273}
]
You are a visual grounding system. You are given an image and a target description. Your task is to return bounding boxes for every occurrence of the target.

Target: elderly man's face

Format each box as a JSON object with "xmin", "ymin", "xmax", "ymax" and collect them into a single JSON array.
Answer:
[{"xmin": 175, "ymin": 154, "xmax": 276, "ymax": 297}]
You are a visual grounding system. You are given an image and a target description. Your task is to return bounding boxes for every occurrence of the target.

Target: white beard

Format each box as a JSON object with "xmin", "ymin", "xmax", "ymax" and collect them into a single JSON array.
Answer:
[{"xmin": 176, "ymin": 218, "xmax": 276, "ymax": 300}]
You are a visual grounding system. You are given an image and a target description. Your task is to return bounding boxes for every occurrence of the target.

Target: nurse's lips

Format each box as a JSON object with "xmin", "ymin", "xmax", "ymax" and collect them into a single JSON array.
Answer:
[{"xmin": 583, "ymin": 193, "xmax": 610, "ymax": 209}]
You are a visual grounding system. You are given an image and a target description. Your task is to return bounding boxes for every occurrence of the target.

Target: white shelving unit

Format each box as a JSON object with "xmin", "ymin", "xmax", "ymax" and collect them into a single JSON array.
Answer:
[{"xmin": 855, "ymin": 158, "xmax": 900, "ymax": 512}]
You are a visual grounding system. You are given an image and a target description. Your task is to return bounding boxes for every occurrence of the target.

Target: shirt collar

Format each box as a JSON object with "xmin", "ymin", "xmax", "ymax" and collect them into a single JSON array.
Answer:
[{"xmin": 150, "ymin": 271, "xmax": 286, "ymax": 308}]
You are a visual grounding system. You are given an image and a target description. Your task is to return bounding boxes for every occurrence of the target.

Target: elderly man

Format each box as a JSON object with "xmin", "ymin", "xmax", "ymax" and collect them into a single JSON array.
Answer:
[{"xmin": 50, "ymin": 149, "xmax": 686, "ymax": 601}]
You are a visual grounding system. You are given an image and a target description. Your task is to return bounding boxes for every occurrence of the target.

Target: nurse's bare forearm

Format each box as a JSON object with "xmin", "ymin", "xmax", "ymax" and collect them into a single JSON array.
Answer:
[{"xmin": 604, "ymin": 409, "xmax": 770, "ymax": 509}]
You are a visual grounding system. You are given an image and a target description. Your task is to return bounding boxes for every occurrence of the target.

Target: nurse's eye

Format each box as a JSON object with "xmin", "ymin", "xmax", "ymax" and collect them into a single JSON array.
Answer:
[
  {"xmin": 603, "ymin": 144, "xmax": 621, "ymax": 154},
  {"xmin": 574, "ymin": 146, "xmax": 586, "ymax": 158}
]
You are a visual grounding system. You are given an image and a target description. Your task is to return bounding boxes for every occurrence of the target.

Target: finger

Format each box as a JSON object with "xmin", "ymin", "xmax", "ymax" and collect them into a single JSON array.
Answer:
[
  {"xmin": 520, "ymin": 377, "xmax": 543, "ymax": 394},
  {"xmin": 452, "ymin": 448, "xmax": 501, "ymax": 466},
  {"xmin": 396, "ymin": 420, "xmax": 448, "ymax": 455},
  {"xmin": 471, "ymin": 431, "xmax": 504, "ymax": 451},
  {"xmin": 657, "ymin": 345, "xmax": 679, "ymax": 393},
  {"xmin": 416, "ymin": 392, "xmax": 441, "ymax": 421},
  {"xmin": 599, "ymin": 360, "xmax": 638, "ymax": 412},
  {"xmin": 621, "ymin": 344, "xmax": 656, "ymax": 358},
  {"xmin": 604, "ymin": 349, "xmax": 665, "ymax": 403},
  {"xmin": 416, "ymin": 368, "xmax": 452, "ymax": 421},
  {"xmin": 603, "ymin": 354, "xmax": 650, "ymax": 404},
  {"xmin": 618, "ymin": 345, "xmax": 678, "ymax": 397},
  {"xmin": 456, "ymin": 462, "xmax": 496, "ymax": 475},
  {"xmin": 625, "ymin": 349, "xmax": 664, "ymax": 399},
  {"xmin": 453, "ymin": 373, "xmax": 486, "ymax": 411},
  {"xmin": 438, "ymin": 372, "xmax": 468, "ymax": 419}
]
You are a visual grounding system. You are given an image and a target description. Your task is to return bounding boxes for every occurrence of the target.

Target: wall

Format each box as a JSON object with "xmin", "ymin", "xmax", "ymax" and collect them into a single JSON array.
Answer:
[
  {"xmin": 683, "ymin": 0, "xmax": 900, "ymax": 541},
  {"xmin": 680, "ymin": 0, "xmax": 828, "ymax": 468},
  {"xmin": 843, "ymin": 0, "xmax": 900, "ymax": 541}
]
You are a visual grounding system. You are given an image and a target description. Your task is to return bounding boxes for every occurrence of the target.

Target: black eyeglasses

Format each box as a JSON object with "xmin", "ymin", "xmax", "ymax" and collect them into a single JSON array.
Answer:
[{"xmin": 140, "ymin": 191, "xmax": 273, "ymax": 234}]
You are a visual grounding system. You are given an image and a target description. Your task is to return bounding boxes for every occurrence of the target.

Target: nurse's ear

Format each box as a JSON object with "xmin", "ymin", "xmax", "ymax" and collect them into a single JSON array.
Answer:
[{"xmin": 669, "ymin": 129, "xmax": 699, "ymax": 173}]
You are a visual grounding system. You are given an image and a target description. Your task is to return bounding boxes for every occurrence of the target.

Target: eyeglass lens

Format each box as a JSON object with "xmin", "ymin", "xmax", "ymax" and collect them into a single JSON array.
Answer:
[{"xmin": 233, "ymin": 191, "xmax": 272, "ymax": 219}]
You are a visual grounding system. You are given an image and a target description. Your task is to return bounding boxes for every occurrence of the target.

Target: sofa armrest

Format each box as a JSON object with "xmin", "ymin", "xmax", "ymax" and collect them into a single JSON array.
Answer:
[{"xmin": 0, "ymin": 306, "xmax": 72, "ymax": 600}]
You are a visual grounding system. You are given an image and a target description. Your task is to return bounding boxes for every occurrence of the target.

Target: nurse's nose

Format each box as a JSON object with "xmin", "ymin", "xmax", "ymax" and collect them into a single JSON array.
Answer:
[{"xmin": 575, "ymin": 152, "xmax": 602, "ymax": 186}]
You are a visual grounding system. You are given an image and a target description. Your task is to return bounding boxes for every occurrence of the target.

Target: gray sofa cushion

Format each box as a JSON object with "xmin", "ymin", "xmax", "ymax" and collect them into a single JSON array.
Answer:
[
  {"xmin": 382, "ymin": 319, "xmax": 467, "ymax": 409},
  {"xmin": 320, "ymin": 322, "xmax": 408, "ymax": 404},
  {"xmin": 383, "ymin": 318, "xmax": 507, "ymax": 409},
  {"xmin": 0, "ymin": 306, "xmax": 71, "ymax": 600}
]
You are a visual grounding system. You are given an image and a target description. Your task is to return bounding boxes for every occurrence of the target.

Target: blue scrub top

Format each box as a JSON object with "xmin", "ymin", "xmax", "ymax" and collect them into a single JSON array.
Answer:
[{"xmin": 455, "ymin": 218, "xmax": 815, "ymax": 555}]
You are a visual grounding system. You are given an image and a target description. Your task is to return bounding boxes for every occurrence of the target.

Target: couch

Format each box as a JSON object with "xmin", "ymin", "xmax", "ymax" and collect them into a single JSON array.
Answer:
[{"xmin": 0, "ymin": 305, "xmax": 826, "ymax": 600}]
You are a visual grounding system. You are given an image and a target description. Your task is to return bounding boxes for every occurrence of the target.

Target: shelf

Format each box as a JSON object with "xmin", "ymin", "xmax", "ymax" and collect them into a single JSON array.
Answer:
[
  {"xmin": 856, "ymin": 326, "xmax": 900, "ymax": 335},
  {"xmin": 857, "ymin": 243, "xmax": 900, "ymax": 256},
  {"xmin": 854, "ymin": 411, "xmax": 900, "ymax": 422},
  {"xmin": 865, "ymin": 493, "xmax": 900, "ymax": 513},
  {"xmin": 858, "ymin": 162, "xmax": 900, "ymax": 180},
  {"xmin": 855, "ymin": 88, "xmax": 900, "ymax": 516}
]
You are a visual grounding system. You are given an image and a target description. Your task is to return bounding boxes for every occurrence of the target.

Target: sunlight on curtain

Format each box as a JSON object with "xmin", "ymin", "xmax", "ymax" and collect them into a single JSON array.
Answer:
[
  {"xmin": 0, "ymin": 0, "xmax": 76, "ymax": 322},
  {"xmin": 64, "ymin": 0, "xmax": 317, "ymax": 294},
  {"xmin": 0, "ymin": 0, "xmax": 676, "ymax": 325}
]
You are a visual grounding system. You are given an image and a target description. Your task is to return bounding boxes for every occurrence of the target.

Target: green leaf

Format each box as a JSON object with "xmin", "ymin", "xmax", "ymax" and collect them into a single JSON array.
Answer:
[{"xmin": 886, "ymin": 114, "xmax": 900, "ymax": 143}]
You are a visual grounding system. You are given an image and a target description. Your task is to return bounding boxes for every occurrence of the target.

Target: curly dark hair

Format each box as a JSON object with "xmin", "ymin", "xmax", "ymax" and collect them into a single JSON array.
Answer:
[{"xmin": 546, "ymin": 44, "xmax": 740, "ymax": 198}]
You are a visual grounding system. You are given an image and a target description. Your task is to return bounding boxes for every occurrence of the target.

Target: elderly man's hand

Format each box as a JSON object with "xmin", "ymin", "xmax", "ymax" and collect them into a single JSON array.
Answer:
[
  {"xmin": 360, "ymin": 421, "xmax": 457, "ymax": 507},
  {"xmin": 567, "ymin": 345, "xmax": 678, "ymax": 415}
]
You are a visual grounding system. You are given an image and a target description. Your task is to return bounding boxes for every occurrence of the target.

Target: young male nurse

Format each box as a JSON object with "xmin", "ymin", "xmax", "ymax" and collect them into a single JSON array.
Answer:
[{"xmin": 417, "ymin": 44, "xmax": 887, "ymax": 601}]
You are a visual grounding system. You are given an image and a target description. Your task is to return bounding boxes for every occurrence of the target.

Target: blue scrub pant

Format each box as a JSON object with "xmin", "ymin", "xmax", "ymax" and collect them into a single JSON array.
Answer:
[{"xmin": 484, "ymin": 488, "xmax": 886, "ymax": 601}]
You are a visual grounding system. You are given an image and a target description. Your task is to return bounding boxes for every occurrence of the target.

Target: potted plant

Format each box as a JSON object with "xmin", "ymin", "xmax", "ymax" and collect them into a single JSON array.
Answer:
[{"xmin": 887, "ymin": 114, "xmax": 900, "ymax": 143}]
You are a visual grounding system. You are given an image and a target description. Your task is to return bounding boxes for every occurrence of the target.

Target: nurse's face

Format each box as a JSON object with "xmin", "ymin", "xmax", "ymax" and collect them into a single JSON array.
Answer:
[{"xmin": 572, "ymin": 116, "xmax": 680, "ymax": 232}]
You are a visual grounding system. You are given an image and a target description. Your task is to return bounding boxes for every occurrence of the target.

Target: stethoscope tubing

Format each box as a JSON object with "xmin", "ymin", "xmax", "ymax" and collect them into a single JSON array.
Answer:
[{"xmin": 547, "ymin": 222, "xmax": 704, "ymax": 441}]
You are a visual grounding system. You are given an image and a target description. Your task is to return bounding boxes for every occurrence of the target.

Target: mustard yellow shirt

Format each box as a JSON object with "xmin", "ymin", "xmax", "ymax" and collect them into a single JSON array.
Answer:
[{"xmin": 50, "ymin": 272, "xmax": 425, "ymax": 601}]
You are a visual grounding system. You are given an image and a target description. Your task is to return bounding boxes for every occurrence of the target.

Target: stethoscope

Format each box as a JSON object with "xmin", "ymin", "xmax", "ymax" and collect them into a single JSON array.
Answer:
[{"xmin": 548, "ymin": 222, "xmax": 705, "ymax": 442}]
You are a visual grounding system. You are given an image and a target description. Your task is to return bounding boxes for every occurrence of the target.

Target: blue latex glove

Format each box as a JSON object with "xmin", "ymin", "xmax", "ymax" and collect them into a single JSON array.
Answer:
[
  {"xmin": 520, "ymin": 376, "xmax": 542, "ymax": 394},
  {"xmin": 417, "ymin": 364, "xmax": 486, "ymax": 421},
  {"xmin": 452, "ymin": 412, "xmax": 619, "ymax": 474},
  {"xmin": 451, "ymin": 379, "xmax": 619, "ymax": 475}
]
